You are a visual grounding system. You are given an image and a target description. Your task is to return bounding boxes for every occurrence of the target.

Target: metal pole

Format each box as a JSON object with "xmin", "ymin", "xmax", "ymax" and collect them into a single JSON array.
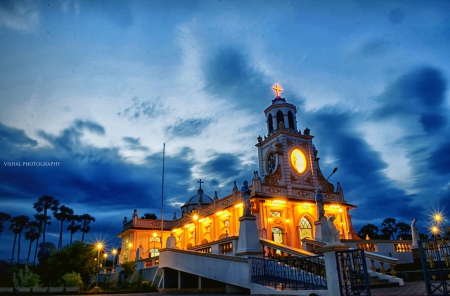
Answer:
[
  {"xmin": 161, "ymin": 143, "xmax": 165, "ymax": 244},
  {"xmin": 96, "ymin": 248, "xmax": 100, "ymax": 287}
]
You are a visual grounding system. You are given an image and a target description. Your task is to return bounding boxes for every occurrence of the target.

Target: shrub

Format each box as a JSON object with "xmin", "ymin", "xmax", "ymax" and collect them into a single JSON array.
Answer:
[
  {"xmin": 61, "ymin": 271, "xmax": 83, "ymax": 287},
  {"xmin": 13, "ymin": 264, "xmax": 40, "ymax": 287}
]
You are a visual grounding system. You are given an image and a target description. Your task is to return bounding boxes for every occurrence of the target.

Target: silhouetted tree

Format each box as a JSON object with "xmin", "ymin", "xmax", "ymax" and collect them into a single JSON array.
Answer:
[
  {"xmin": 9, "ymin": 215, "xmax": 30, "ymax": 264},
  {"xmin": 54, "ymin": 205, "xmax": 74, "ymax": 249},
  {"xmin": 141, "ymin": 213, "xmax": 157, "ymax": 219},
  {"xmin": 381, "ymin": 218, "xmax": 397, "ymax": 240},
  {"xmin": 0, "ymin": 212, "xmax": 11, "ymax": 235},
  {"xmin": 357, "ymin": 223, "xmax": 380, "ymax": 239},
  {"xmin": 25, "ymin": 221, "xmax": 40, "ymax": 264},
  {"xmin": 33, "ymin": 195, "xmax": 60, "ymax": 245},
  {"xmin": 32, "ymin": 214, "xmax": 48, "ymax": 265},
  {"xmin": 395, "ymin": 222, "xmax": 411, "ymax": 240},
  {"xmin": 79, "ymin": 214, "xmax": 95, "ymax": 242},
  {"xmin": 67, "ymin": 214, "xmax": 81, "ymax": 245}
]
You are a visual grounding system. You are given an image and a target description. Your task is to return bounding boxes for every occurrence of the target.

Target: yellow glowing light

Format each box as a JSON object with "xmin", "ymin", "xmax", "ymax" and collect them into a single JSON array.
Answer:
[
  {"xmin": 103, "ymin": 253, "xmax": 108, "ymax": 258},
  {"xmin": 290, "ymin": 148, "xmax": 307, "ymax": 174},
  {"xmin": 112, "ymin": 249, "xmax": 118, "ymax": 255},
  {"xmin": 215, "ymin": 211, "xmax": 223, "ymax": 216},
  {"xmin": 272, "ymin": 84, "xmax": 283, "ymax": 97},
  {"xmin": 193, "ymin": 214, "xmax": 199, "ymax": 221},
  {"xmin": 153, "ymin": 232, "xmax": 157, "ymax": 238},
  {"xmin": 338, "ymin": 208, "xmax": 343, "ymax": 213},
  {"xmin": 235, "ymin": 203, "xmax": 243, "ymax": 208},
  {"xmin": 96, "ymin": 243, "xmax": 103, "ymax": 250},
  {"xmin": 435, "ymin": 214, "xmax": 442, "ymax": 222},
  {"xmin": 272, "ymin": 200, "xmax": 287, "ymax": 205},
  {"xmin": 128, "ymin": 242, "xmax": 132, "ymax": 248},
  {"xmin": 286, "ymin": 219, "xmax": 290, "ymax": 223},
  {"xmin": 432, "ymin": 226, "xmax": 439, "ymax": 234}
]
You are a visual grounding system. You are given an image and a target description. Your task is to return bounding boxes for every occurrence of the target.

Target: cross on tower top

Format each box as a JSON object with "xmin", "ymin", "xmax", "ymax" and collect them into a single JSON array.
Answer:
[
  {"xmin": 197, "ymin": 179, "xmax": 204, "ymax": 189},
  {"xmin": 272, "ymin": 84, "xmax": 283, "ymax": 98}
]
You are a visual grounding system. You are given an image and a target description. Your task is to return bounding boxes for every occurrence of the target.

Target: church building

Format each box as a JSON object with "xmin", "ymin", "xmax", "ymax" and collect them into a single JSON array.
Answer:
[{"xmin": 117, "ymin": 84, "xmax": 360, "ymax": 263}]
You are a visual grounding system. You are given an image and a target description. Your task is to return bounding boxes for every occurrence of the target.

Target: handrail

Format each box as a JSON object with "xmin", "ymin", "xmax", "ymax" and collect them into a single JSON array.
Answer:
[
  {"xmin": 260, "ymin": 238, "xmax": 316, "ymax": 258},
  {"xmin": 362, "ymin": 249, "xmax": 399, "ymax": 277}
]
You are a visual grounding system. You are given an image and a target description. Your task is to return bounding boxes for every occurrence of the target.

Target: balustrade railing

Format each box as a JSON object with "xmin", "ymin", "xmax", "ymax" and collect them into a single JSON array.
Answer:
[
  {"xmin": 364, "ymin": 251, "xmax": 399, "ymax": 278},
  {"xmin": 261, "ymin": 238, "xmax": 315, "ymax": 260},
  {"xmin": 357, "ymin": 242, "xmax": 378, "ymax": 252},
  {"xmin": 249, "ymin": 256, "xmax": 327, "ymax": 291},
  {"xmin": 394, "ymin": 243, "xmax": 411, "ymax": 252},
  {"xmin": 219, "ymin": 242, "xmax": 233, "ymax": 254}
]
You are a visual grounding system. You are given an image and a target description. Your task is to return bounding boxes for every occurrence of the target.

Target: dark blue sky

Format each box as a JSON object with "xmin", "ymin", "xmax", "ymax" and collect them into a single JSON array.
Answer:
[{"xmin": 1, "ymin": 0, "xmax": 449, "ymax": 260}]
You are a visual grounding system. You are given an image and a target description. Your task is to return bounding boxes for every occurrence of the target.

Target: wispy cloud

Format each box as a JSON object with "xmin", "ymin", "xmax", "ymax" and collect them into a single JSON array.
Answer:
[{"xmin": 0, "ymin": 0, "xmax": 39, "ymax": 32}]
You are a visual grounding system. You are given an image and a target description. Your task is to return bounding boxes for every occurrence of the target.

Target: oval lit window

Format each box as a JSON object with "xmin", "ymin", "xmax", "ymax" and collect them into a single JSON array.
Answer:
[{"xmin": 290, "ymin": 148, "xmax": 307, "ymax": 174}]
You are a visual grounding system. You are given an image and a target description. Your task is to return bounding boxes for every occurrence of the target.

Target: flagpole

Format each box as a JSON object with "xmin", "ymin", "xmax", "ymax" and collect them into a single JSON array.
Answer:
[{"xmin": 161, "ymin": 143, "xmax": 165, "ymax": 247}]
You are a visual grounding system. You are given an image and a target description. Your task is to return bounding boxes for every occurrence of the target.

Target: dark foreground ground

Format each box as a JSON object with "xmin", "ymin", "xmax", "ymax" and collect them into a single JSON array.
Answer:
[{"xmin": 72, "ymin": 280, "xmax": 428, "ymax": 296}]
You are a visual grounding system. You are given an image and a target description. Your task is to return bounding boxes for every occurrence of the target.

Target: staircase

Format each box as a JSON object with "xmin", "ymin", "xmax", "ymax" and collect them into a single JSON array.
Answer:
[{"xmin": 369, "ymin": 275, "xmax": 400, "ymax": 289}]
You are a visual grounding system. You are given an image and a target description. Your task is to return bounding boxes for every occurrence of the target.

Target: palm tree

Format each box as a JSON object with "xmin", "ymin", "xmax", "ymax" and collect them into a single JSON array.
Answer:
[
  {"xmin": 67, "ymin": 214, "xmax": 81, "ymax": 245},
  {"xmin": 33, "ymin": 195, "xmax": 60, "ymax": 245},
  {"xmin": 9, "ymin": 215, "xmax": 30, "ymax": 264},
  {"xmin": 33, "ymin": 213, "xmax": 48, "ymax": 265},
  {"xmin": 79, "ymin": 214, "xmax": 96, "ymax": 242},
  {"xmin": 54, "ymin": 205, "xmax": 74, "ymax": 250},
  {"xmin": 0, "ymin": 212, "xmax": 11, "ymax": 236},
  {"xmin": 24, "ymin": 221, "xmax": 40, "ymax": 264}
]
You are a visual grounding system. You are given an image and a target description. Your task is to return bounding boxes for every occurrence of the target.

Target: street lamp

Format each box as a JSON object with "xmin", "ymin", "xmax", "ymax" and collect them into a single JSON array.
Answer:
[
  {"xmin": 432, "ymin": 226, "xmax": 439, "ymax": 239},
  {"xmin": 103, "ymin": 253, "xmax": 108, "ymax": 268},
  {"xmin": 193, "ymin": 214, "xmax": 199, "ymax": 246},
  {"xmin": 112, "ymin": 249, "xmax": 118, "ymax": 267},
  {"xmin": 95, "ymin": 242, "xmax": 103, "ymax": 290},
  {"xmin": 127, "ymin": 242, "xmax": 133, "ymax": 262},
  {"xmin": 152, "ymin": 232, "xmax": 157, "ymax": 257}
]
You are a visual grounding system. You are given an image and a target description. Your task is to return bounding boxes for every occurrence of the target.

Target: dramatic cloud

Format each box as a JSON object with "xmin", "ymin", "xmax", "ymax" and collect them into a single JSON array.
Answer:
[{"xmin": 166, "ymin": 118, "xmax": 212, "ymax": 138}]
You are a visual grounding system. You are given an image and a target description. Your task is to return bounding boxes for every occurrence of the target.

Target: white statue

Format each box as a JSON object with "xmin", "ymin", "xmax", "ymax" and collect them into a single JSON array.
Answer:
[
  {"xmin": 323, "ymin": 216, "xmax": 341, "ymax": 245},
  {"xmin": 315, "ymin": 189, "xmax": 325, "ymax": 219},
  {"xmin": 411, "ymin": 218, "xmax": 420, "ymax": 249},
  {"xmin": 241, "ymin": 180, "xmax": 252, "ymax": 216}
]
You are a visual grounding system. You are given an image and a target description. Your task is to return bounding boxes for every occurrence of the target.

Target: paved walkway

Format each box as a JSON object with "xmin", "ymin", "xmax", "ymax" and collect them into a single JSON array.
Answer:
[{"xmin": 370, "ymin": 281, "xmax": 427, "ymax": 296}]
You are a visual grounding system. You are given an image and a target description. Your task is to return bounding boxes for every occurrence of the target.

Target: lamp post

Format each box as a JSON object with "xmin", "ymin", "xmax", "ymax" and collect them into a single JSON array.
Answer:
[
  {"xmin": 128, "ymin": 242, "xmax": 133, "ymax": 261},
  {"xmin": 112, "ymin": 249, "xmax": 117, "ymax": 268},
  {"xmin": 433, "ymin": 213, "xmax": 443, "ymax": 239},
  {"xmin": 95, "ymin": 242, "xmax": 103, "ymax": 290},
  {"xmin": 152, "ymin": 232, "xmax": 157, "ymax": 257},
  {"xmin": 432, "ymin": 226, "xmax": 439, "ymax": 239},
  {"xmin": 103, "ymin": 253, "xmax": 108, "ymax": 268},
  {"xmin": 193, "ymin": 214, "xmax": 199, "ymax": 246}
]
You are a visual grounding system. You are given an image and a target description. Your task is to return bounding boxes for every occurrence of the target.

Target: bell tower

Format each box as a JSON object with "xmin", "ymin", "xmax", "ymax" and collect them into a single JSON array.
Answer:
[{"xmin": 255, "ymin": 85, "xmax": 336, "ymax": 198}]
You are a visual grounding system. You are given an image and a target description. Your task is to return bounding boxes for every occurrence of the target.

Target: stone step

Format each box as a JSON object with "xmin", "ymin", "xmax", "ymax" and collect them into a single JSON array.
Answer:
[{"xmin": 369, "ymin": 276, "xmax": 399, "ymax": 289}]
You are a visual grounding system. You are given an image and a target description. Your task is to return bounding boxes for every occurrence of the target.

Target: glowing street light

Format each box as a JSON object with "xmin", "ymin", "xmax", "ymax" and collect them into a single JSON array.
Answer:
[
  {"xmin": 435, "ymin": 214, "xmax": 442, "ymax": 224},
  {"xmin": 103, "ymin": 253, "xmax": 108, "ymax": 268},
  {"xmin": 432, "ymin": 226, "xmax": 439, "ymax": 239},
  {"xmin": 112, "ymin": 249, "xmax": 118, "ymax": 267},
  {"xmin": 95, "ymin": 242, "xmax": 103, "ymax": 289}
]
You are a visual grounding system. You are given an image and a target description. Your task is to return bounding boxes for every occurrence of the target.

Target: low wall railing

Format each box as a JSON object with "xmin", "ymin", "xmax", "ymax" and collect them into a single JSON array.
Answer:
[{"xmin": 249, "ymin": 256, "xmax": 327, "ymax": 291}]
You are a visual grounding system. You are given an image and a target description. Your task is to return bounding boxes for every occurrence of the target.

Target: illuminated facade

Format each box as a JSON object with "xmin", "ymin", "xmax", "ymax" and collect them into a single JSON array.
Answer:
[{"xmin": 117, "ymin": 87, "xmax": 359, "ymax": 263}]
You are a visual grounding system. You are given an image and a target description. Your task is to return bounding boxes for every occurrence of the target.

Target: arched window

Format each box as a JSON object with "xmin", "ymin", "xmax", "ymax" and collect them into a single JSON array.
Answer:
[
  {"xmin": 288, "ymin": 111, "xmax": 295, "ymax": 130},
  {"xmin": 276, "ymin": 111, "xmax": 284, "ymax": 129},
  {"xmin": 299, "ymin": 217, "xmax": 312, "ymax": 239},
  {"xmin": 268, "ymin": 114, "xmax": 274, "ymax": 133},
  {"xmin": 272, "ymin": 227, "xmax": 285, "ymax": 244}
]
